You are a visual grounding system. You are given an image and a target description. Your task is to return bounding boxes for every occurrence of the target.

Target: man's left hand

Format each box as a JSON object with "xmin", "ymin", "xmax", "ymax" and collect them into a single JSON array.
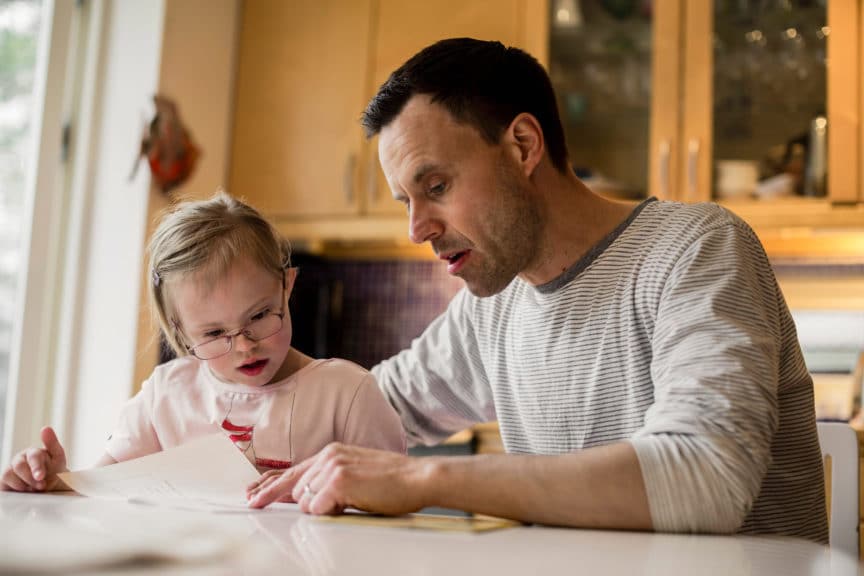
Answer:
[{"xmin": 246, "ymin": 443, "xmax": 431, "ymax": 516}]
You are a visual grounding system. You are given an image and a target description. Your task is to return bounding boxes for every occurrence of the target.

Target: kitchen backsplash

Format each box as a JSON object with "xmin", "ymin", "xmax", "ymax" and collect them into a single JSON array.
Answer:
[
  {"xmin": 289, "ymin": 253, "xmax": 463, "ymax": 370},
  {"xmin": 157, "ymin": 255, "xmax": 864, "ymax": 374}
]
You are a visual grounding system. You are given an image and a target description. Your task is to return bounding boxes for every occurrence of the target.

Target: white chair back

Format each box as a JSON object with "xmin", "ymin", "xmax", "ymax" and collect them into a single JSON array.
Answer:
[{"xmin": 817, "ymin": 421, "xmax": 859, "ymax": 558}]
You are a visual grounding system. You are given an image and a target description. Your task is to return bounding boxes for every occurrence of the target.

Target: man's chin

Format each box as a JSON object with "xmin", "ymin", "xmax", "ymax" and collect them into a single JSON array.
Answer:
[{"xmin": 463, "ymin": 276, "xmax": 514, "ymax": 298}]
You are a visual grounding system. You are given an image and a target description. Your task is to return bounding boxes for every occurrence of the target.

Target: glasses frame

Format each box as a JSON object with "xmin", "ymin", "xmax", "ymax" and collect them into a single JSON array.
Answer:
[
  {"xmin": 185, "ymin": 309, "xmax": 286, "ymax": 360},
  {"xmin": 175, "ymin": 270, "xmax": 290, "ymax": 361}
]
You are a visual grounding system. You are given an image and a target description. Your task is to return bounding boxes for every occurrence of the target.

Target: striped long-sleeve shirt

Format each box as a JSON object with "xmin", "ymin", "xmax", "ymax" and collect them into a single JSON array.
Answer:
[{"xmin": 372, "ymin": 198, "xmax": 828, "ymax": 543}]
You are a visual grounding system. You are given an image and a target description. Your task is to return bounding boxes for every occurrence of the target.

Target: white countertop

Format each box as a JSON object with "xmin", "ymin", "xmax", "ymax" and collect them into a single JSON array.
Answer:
[{"xmin": 0, "ymin": 491, "xmax": 859, "ymax": 575}]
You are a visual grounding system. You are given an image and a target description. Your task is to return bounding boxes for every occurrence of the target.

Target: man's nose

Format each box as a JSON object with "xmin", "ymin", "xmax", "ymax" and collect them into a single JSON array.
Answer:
[{"xmin": 408, "ymin": 203, "xmax": 442, "ymax": 244}]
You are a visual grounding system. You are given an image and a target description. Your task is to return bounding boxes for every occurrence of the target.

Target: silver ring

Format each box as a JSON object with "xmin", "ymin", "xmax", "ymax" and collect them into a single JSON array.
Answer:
[{"xmin": 303, "ymin": 483, "xmax": 316, "ymax": 498}]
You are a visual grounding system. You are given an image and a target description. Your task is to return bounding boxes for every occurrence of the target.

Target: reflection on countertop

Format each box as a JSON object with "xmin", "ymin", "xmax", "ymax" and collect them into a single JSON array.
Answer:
[{"xmin": 0, "ymin": 491, "xmax": 858, "ymax": 576}]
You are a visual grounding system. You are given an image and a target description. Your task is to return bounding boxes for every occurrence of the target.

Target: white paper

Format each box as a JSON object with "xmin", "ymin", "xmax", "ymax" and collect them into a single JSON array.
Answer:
[{"xmin": 58, "ymin": 433, "xmax": 261, "ymax": 511}]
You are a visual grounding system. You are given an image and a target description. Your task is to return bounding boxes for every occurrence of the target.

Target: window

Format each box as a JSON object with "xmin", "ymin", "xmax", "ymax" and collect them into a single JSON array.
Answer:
[
  {"xmin": 1, "ymin": 0, "xmax": 171, "ymax": 467},
  {"xmin": 0, "ymin": 0, "xmax": 45, "ymax": 453}
]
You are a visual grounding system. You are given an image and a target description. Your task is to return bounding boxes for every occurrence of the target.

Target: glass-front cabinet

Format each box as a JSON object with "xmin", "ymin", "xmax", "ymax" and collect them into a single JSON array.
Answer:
[
  {"xmin": 549, "ymin": 0, "xmax": 657, "ymax": 200},
  {"xmin": 548, "ymin": 0, "xmax": 862, "ymax": 232}
]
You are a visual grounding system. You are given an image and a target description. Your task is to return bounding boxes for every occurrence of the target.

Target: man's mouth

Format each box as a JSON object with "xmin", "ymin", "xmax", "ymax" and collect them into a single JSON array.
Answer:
[
  {"xmin": 238, "ymin": 358, "xmax": 268, "ymax": 376},
  {"xmin": 439, "ymin": 250, "xmax": 470, "ymax": 274}
]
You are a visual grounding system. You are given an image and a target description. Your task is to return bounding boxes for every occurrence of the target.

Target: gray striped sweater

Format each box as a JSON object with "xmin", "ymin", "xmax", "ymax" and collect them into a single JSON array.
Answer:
[{"xmin": 373, "ymin": 198, "xmax": 828, "ymax": 543}]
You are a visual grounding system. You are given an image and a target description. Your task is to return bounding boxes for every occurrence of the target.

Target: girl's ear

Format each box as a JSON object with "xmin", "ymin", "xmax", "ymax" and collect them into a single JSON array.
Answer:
[{"xmin": 284, "ymin": 266, "xmax": 299, "ymax": 293}]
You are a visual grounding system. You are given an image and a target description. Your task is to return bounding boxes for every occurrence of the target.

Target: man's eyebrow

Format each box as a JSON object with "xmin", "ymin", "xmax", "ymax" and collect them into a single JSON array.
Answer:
[{"xmin": 412, "ymin": 163, "xmax": 442, "ymax": 184}]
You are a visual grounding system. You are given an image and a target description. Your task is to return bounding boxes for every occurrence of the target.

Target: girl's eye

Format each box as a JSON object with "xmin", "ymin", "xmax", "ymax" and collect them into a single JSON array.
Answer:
[
  {"xmin": 204, "ymin": 330, "xmax": 224, "ymax": 339},
  {"xmin": 250, "ymin": 309, "xmax": 269, "ymax": 323}
]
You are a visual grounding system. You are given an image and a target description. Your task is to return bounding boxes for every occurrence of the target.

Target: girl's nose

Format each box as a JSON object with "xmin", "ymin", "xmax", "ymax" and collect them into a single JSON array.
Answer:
[{"xmin": 233, "ymin": 332, "xmax": 258, "ymax": 352}]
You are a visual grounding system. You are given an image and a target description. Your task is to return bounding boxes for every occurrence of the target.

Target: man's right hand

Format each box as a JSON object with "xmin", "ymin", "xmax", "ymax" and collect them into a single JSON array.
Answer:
[{"xmin": 0, "ymin": 426, "xmax": 69, "ymax": 492}]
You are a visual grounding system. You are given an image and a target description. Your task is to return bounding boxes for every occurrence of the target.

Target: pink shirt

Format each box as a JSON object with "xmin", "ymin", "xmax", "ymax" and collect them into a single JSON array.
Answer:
[{"xmin": 105, "ymin": 356, "xmax": 406, "ymax": 471}]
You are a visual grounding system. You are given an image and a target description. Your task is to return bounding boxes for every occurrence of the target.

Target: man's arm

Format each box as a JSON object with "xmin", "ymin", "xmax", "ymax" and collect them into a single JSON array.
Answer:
[
  {"xmin": 247, "ymin": 440, "xmax": 652, "ymax": 530},
  {"xmin": 372, "ymin": 289, "xmax": 498, "ymax": 448}
]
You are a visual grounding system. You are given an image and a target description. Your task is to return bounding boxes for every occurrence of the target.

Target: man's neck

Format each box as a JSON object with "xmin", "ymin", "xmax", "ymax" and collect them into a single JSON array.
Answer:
[{"xmin": 521, "ymin": 170, "xmax": 640, "ymax": 286}]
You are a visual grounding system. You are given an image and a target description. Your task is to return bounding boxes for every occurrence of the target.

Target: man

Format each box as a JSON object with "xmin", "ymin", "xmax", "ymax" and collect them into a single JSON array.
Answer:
[{"xmin": 248, "ymin": 38, "xmax": 827, "ymax": 542}]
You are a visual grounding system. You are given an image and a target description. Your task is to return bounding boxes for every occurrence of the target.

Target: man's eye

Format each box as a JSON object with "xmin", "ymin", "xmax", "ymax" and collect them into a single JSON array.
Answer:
[{"xmin": 428, "ymin": 182, "xmax": 446, "ymax": 196}]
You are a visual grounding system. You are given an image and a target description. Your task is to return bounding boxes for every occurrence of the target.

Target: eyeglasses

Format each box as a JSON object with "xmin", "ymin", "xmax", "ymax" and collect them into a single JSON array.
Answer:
[{"xmin": 184, "ymin": 310, "xmax": 285, "ymax": 360}]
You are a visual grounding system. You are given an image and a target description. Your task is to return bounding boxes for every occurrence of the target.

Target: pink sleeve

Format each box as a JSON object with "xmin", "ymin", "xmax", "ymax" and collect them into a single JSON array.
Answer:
[
  {"xmin": 342, "ymin": 374, "xmax": 407, "ymax": 454},
  {"xmin": 104, "ymin": 378, "xmax": 162, "ymax": 462}
]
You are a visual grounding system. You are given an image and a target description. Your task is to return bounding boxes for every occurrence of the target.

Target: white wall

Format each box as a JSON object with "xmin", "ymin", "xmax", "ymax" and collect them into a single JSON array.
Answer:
[
  {"xmin": 158, "ymin": 0, "xmax": 239, "ymax": 200},
  {"xmin": 68, "ymin": 0, "xmax": 166, "ymax": 467},
  {"xmin": 792, "ymin": 310, "xmax": 864, "ymax": 351}
]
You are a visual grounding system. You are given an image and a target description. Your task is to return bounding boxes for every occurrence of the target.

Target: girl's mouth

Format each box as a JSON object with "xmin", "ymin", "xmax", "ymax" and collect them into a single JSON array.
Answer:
[{"xmin": 238, "ymin": 358, "xmax": 268, "ymax": 376}]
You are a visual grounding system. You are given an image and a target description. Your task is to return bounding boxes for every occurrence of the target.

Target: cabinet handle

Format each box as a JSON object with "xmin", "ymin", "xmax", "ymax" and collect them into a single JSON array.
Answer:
[
  {"xmin": 343, "ymin": 154, "xmax": 356, "ymax": 205},
  {"xmin": 658, "ymin": 140, "xmax": 670, "ymax": 199},
  {"xmin": 687, "ymin": 139, "xmax": 700, "ymax": 202},
  {"xmin": 367, "ymin": 152, "xmax": 379, "ymax": 205}
]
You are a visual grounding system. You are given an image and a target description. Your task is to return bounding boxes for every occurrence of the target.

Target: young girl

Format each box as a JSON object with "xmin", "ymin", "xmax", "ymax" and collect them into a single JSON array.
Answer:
[{"xmin": 1, "ymin": 192, "xmax": 406, "ymax": 492}]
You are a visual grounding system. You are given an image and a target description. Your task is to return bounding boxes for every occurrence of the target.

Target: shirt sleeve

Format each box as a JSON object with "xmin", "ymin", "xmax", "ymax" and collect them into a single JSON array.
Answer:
[
  {"xmin": 630, "ymin": 219, "xmax": 782, "ymax": 534},
  {"xmin": 372, "ymin": 289, "xmax": 497, "ymax": 447},
  {"xmin": 340, "ymin": 374, "xmax": 407, "ymax": 453},
  {"xmin": 104, "ymin": 377, "xmax": 162, "ymax": 462}
]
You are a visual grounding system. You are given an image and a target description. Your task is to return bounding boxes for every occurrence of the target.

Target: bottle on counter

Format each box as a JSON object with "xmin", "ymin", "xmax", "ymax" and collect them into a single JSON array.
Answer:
[{"xmin": 803, "ymin": 115, "xmax": 828, "ymax": 197}]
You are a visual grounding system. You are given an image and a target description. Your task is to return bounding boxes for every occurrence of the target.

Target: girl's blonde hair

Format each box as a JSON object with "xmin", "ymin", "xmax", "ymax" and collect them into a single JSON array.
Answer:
[{"xmin": 148, "ymin": 191, "xmax": 291, "ymax": 357}]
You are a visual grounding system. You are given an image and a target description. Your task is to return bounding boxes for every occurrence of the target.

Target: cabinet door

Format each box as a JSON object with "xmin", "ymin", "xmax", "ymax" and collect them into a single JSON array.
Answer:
[
  {"xmin": 549, "ymin": 0, "xmax": 675, "ymax": 202},
  {"xmin": 230, "ymin": 0, "xmax": 372, "ymax": 218},
  {"xmin": 681, "ymin": 0, "xmax": 860, "ymax": 207},
  {"xmin": 364, "ymin": 0, "xmax": 546, "ymax": 216}
]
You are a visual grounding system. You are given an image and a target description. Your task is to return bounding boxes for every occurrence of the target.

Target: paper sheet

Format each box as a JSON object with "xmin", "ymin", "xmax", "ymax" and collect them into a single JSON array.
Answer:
[{"xmin": 58, "ymin": 433, "xmax": 261, "ymax": 511}]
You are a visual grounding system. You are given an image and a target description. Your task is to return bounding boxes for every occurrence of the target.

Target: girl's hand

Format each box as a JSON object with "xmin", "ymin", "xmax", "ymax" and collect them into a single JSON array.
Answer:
[{"xmin": 0, "ymin": 426, "xmax": 69, "ymax": 492}]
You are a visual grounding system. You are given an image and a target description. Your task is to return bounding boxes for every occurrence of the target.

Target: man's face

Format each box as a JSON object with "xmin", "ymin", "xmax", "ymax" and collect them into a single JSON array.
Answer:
[{"xmin": 378, "ymin": 95, "xmax": 543, "ymax": 297}]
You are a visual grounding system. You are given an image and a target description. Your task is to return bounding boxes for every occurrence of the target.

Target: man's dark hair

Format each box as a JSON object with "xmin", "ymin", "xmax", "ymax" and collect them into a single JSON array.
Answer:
[{"xmin": 361, "ymin": 38, "xmax": 570, "ymax": 174}]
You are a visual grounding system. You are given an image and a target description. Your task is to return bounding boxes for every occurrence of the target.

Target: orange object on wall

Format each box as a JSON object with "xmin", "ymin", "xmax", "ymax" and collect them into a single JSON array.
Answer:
[{"xmin": 131, "ymin": 95, "xmax": 200, "ymax": 194}]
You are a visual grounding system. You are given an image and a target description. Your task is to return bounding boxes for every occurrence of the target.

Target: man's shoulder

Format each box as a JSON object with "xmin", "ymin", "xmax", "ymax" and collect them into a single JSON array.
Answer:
[
  {"xmin": 641, "ymin": 199, "xmax": 744, "ymax": 231},
  {"xmin": 630, "ymin": 199, "xmax": 754, "ymax": 252}
]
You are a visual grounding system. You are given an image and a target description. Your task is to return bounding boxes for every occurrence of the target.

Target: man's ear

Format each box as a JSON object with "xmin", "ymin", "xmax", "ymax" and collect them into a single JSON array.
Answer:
[{"xmin": 505, "ymin": 113, "xmax": 544, "ymax": 177}]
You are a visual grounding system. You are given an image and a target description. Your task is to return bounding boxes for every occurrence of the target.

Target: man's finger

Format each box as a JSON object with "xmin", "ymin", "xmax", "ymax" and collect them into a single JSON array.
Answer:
[
  {"xmin": 246, "ymin": 469, "xmax": 280, "ymax": 491},
  {"xmin": 246, "ymin": 474, "xmax": 279, "ymax": 498},
  {"xmin": 249, "ymin": 468, "xmax": 302, "ymax": 509}
]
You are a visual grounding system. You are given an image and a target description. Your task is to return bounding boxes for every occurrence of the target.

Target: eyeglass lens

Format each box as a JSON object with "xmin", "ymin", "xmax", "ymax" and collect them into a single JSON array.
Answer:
[{"xmin": 192, "ymin": 312, "xmax": 283, "ymax": 360}]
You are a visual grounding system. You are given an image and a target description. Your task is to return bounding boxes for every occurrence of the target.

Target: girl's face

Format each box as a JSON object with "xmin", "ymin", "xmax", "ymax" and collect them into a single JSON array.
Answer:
[{"xmin": 171, "ymin": 257, "xmax": 296, "ymax": 387}]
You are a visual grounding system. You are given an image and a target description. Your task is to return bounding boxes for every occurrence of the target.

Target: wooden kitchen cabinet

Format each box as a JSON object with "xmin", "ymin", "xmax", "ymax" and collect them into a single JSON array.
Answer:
[
  {"xmin": 230, "ymin": 0, "xmax": 372, "ymax": 218},
  {"xmin": 549, "ymin": 0, "xmax": 864, "ymax": 233},
  {"xmin": 230, "ymin": 0, "xmax": 547, "ymax": 233},
  {"xmin": 233, "ymin": 0, "xmax": 862, "ymax": 244},
  {"xmin": 681, "ymin": 0, "xmax": 862, "ymax": 231}
]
